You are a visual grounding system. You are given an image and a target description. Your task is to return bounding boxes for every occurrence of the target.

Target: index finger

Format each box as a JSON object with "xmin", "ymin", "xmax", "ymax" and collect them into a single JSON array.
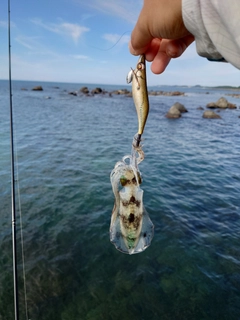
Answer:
[{"xmin": 129, "ymin": 11, "xmax": 156, "ymax": 55}]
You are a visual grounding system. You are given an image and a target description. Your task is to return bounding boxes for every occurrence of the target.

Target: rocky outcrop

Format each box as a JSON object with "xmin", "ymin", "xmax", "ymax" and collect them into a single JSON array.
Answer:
[
  {"xmin": 226, "ymin": 93, "xmax": 240, "ymax": 98},
  {"xmin": 216, "ymin": 97, "xmax": 228, "ymax": 108},
  {"xmin": 228, "ymin": 102, "xmax": 237, "ymax": 109},
  {"xmin": 32, "ymin": 86, "xmax": 43, "ymax": 91},
  {"xmin": 206, "ymin": 97, "xmax": 237, "ymax": 109},
  {"xmin": 91, "ymin": 87, "xmax": 103, "ymax": 94},
  {"xmin": 202, "ymin": 110, "xmax": 221, "ymax": 119},
  {"xmin": 165, "ymin": 102, "xmax": 188, "ymax": 119},
  {"xmin": 80, "ymin": 86, "xmax": 89, "ymax": 94},
  {"xmin": 172, "ymin": 102, "xmax": 188, "ymax": 113},
  {"xmin": 68, "ymin": 91, "xmax": 77, "ymax": 96},
  {"xmin": 112, "ymin": 89, "xmax": 131, "ymax": 95},
  {"xmin": 165, "ymin": 105, "xmax": 181, "ymax": 119},
  {"xmin": 206, "ymin": 102, "xmax": 217, "ymax": 109},
  {"xmin": 148, "ymin": 90, "xmax": 185, "ymax": 96}
]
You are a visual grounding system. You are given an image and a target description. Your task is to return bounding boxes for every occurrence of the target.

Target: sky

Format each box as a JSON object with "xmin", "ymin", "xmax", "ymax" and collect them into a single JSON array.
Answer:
[{"xmin": 0, "ymin": 0, "xmax": 239, "ymax": 86}]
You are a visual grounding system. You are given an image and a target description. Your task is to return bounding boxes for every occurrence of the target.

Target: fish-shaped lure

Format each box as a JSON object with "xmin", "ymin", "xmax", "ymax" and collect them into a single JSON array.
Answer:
[
  {"xmin": 127, "ymin": 55, "xmax": 149, "ymax": 147},
  {"xmin": 110, "ymin": 137, "xmax": 154, "ymax": 255}
]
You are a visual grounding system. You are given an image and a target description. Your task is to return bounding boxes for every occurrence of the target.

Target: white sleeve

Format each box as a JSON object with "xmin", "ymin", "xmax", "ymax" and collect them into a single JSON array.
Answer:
[{"xmin": 182, "ymin": 0, "xmax": 240, "ymax": 69}]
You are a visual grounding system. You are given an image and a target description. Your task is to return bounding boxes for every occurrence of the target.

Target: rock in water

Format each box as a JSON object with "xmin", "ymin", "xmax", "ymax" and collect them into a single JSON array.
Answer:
[
  {"xmin": 32, "ymin": 86, "xmax": 43, "ymax": 91},
  {"xmin": 206, "ymin": 102, "xmax": 217, "ymax": 109},
  {"xmin": 228, "ymin": 102, "xmax": 237, "ymax": 109},
  {"xmin": 165, "ymin": 105, "xmax": 181, "ymax": 119},
  {"xmin": 80, "ymin": 86, "xmax": 89, "ymax": 94},
  {"xmin": 215, "ymin": 97, "xmax": 228, "ymax": 108},
  {"xmin": 202, "ymin": 110, "xmax": 221, "ymax": 119},
  {"xmin": 172, "ymin": 102, "xmax": 188, "ymax": 113}
]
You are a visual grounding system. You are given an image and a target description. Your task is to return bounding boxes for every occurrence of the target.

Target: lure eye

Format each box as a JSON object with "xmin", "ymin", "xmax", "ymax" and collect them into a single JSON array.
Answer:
[
  {"xmin": 137, "ymin": 62, "xmax": 145, "ymax": 70},
  {"xmin": 126, "ymin": 69, "xmax": 133, "ymax": 84},
  {"xmin": 120, "ymin": 175, "xmax": 128, "ymax": 186}
]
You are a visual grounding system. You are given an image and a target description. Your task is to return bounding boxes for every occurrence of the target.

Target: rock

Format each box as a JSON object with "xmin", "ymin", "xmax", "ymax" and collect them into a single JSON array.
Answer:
[
  {"xmin": 226, "ymin": 93, "xmax": 240, "ymax": 98},
  {"xmin": 169, "ymin": 91, "xmax": 185, "ymax": 96},
  {"xmin": 206, "ymin": 102, "xmax": 217, "ymax": 109},
  {"xmin": 112, "ymin": 89, "xmax": 130, "ymax": 95},
  {"xmin": 91, "ymin": 87, "xmax": 103, "ymax": 94},
  {"xmin": 202, "ymin": 110, "xmax": 221, "ymax": 119},
  {"xmin": 148, "ymin": 90, "xmax": 185, "ymax": 96},
  {"xmin": 32, "ymin": 86, "xmax": 43, "ymax": 91},
  {"xmin": 207, "ymin": 97, "xmax": 236, "ymax": 109},
  {"xmin": 21, "ymin": 88, "xmax": 28, "ymax": 91},
  {"xmin": 228, "ymin": 102, "xmax": 237, "ymax": 109},
  {"xmin": 80, "ymin": 86, "xmax": 89, "ymax": 94},
  {"xmin": 172, "ymin": 102, "xmax": 188, "ymax": 113},
  {"xmin": 197, "ymin": 106, "xmax": 204, "ymax": 110},
  {"xmin": 68, "ymin": 91, "xmax": 77, "ymax": 96},
  {"xmin": 148, "ymin": 91, "xmax": 158, "ymax": 96},
  {"xmin": 165, "ymin": 105, "xmax": 181, "ymax": 119},
  {"xmin": 215, "ymin": 97, "xmax": 228, "ymax": 108}
]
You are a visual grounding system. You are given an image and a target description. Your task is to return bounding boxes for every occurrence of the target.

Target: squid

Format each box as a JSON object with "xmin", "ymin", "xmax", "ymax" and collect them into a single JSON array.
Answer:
[{"xmin": 110, "ymin": 136, "xmax": 154, "ymax": 255}]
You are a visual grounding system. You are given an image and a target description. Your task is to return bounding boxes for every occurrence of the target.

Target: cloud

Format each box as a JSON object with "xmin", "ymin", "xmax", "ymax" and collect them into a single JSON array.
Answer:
[
  {"xmin": 102, "ymin": 33, "xmax": 130, "ymax": 45},
  {"xmin": 0, "ymin": 20, "xmax": 16, "ymax": 28},
  {"xmin": 0, "ymin": 21, "xmax": 8, "ymax": 28},
  {"xmin": 79, "ymin": 0, "xmax": 142, "ymax": 24},
  {"xmin": 70, "ymin": 54, "xmax": 90, "ymax": 60},
  {"xmin": 31, "ymin": 18, "xmax": 90, "ymax": 44},
  {"xmin": 15, "ymin": 36, "xmax": 38, "ymax": 50}
]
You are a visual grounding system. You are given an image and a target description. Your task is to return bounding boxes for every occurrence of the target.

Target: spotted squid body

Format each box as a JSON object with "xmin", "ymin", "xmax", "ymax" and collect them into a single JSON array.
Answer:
[{"xmin": 110, "ymin": 141, "xmax": 154, "ymax": 254}]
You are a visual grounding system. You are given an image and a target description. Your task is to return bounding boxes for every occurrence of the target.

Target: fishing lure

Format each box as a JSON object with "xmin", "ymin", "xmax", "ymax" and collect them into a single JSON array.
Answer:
[
  {"xmin": 110, "ymin": 136, "xmax": 154, "ymax": 254},
  {"xmin": 126, "ymin": 55, "xmax": 149, "ymax": 147},
  {"xmin": 110, "ymin": 55, "xmax": 153, "ymax": 254}
]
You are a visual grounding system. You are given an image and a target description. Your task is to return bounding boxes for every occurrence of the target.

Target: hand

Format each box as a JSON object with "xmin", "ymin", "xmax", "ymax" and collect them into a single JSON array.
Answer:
[{"xmin": 129, "ymin": 0, "xmax": 195, "ymax": 74}]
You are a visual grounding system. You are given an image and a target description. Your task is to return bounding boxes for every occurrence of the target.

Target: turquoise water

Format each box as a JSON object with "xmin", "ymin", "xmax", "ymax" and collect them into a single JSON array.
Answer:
[{"xmin": 0, "ymin": 80, "xmax": 240, "ymax": 319}]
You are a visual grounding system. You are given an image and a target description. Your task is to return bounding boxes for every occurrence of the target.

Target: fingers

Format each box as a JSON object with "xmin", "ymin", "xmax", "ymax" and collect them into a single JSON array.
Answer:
[
  {"xmin": 145, "ymin": 36, "xmax": 195, "ymax": 74},
  {"xmin": 151, "ymin": 51, "xmax": 171, "ymax": 74},
  {"xmin": 166, "ymin": 35, "xmax": 195, "ymax": 58},
  {"xmin": 129, "ymin": 17, "xmax": 153, "ymax": 55}
]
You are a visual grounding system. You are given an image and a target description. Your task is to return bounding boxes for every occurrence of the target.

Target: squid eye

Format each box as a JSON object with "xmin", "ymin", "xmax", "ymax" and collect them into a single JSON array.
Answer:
[
  {"xmin": 137, "ymin": 62, "xmax": 145, "ymax": 70},
  {"xmin": 120, "ymin": 175, "xmax": 128, "ymax": 186}
]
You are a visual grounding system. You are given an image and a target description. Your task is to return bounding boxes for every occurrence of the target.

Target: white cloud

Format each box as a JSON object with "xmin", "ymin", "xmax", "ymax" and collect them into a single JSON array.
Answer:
[
  {"xmin": 0, "ymin": 21, "xmax": 8, "ymax": 28},
  {"xmin": 0, "ymin": 20, "xmax": 15, "ymax": 28},
  {"xmin": 102, "ymin": 33, "xmax": 130, "ymax": 45},
  {"xmin": 71, "ymin": 54, "xmax": 90, "ymax": 60},
  {"xmin": 15, "ymin": 36, "xmax": 38, "ymax": 50},
  {"xmin": 31, "ymin": 18, "xmax": 90, "ymax": 44},
  {"xmin": 14, "ymin": 35, "xmax": 62, "ymax": 59},
  {"xmin": 78, "ymin": 0, "xmax": 142, "ymax": 24}
]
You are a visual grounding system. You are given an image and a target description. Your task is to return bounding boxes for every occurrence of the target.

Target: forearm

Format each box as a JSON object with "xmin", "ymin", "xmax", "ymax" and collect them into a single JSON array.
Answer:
[{"xmin": 182, "ymin": 0, "xmax": 240, "ymax": 69}]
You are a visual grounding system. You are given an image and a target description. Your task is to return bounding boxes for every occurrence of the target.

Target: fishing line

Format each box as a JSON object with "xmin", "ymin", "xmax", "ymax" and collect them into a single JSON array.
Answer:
[{"xmin": 89, "ymin": 30, "xmax": 130, "ymax": 51}]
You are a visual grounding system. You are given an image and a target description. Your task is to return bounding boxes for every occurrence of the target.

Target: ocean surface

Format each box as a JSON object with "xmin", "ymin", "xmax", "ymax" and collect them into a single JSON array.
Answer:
[{"xmin": 0, "ymin": 79, "xmax": 240, "ymax": 320}]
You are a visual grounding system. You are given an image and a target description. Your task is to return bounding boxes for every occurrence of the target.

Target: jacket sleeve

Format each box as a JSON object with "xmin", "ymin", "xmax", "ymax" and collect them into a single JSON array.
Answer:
[{"xmin": 182, "ymin": 0, "xmax": 240, "ymax": 69}]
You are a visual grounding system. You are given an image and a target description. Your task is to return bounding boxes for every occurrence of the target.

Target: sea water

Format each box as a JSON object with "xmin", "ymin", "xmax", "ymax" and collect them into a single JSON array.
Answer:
[{"xmin": 0, "ymin": 80, "xmax": 240, "ymax": 319}]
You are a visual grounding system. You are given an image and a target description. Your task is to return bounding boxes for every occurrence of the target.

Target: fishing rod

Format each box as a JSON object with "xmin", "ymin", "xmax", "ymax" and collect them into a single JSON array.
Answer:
[{"xmin": 8, "ymin": 0, "xmax": 20, "ymax": 319}]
